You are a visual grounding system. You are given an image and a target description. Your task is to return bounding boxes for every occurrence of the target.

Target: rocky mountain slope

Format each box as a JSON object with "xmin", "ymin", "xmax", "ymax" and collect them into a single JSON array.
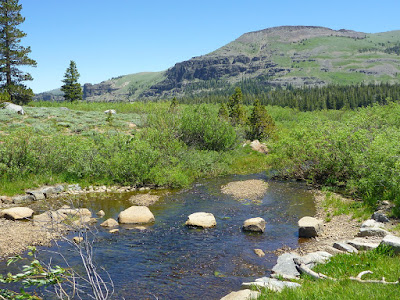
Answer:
[{"xmin": 36, "ymin": 26, "xmax": 400, "ymax": 101}]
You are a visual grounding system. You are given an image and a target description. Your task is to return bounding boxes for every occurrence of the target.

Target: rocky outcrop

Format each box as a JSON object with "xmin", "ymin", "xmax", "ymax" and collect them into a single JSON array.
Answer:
[
  {"xmin": 118, "ymin": 206, "xmax": 155, "ymax": 224},
  {"xmin": 298, "ymin": 216, "xmax": 323, "ymax": 238},
  {"xmin": 83, "ymin": 82, "xmax": 118, "ymax": 98},
  {"xmin": 185, "ymin": 212, "xmax": 216, "ymax": 228},
  {"xmin": 242, "ymin": 217, "xmax": 266, "ymax": 232}
]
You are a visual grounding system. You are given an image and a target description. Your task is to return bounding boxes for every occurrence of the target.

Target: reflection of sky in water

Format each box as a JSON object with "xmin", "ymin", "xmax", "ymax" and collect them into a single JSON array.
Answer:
[{"xmin": 0, "ymin": 173, "xmax": 315, "ymax": 300}]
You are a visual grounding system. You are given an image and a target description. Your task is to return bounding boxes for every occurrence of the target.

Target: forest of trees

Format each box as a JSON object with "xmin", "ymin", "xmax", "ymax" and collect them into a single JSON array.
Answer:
[{"xmin": 179, "ymin": 80, "xmax": 400, "ymax": 111}]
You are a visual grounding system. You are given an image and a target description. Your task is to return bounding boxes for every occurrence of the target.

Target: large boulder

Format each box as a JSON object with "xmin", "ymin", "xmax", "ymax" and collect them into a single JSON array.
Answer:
[
  {"xmin": 243, "ymin": 217, "xmax": 266, "ymax": 232},
  {"xmin": 2, "ymin": 102, "xmax": 24, "ymax": 114},
  {"xmin": 220, "ymin": 289, "xmax": 260, "ymax": 300},
  {"xmin": 380, "ymin": 234, "xmax": 400, "ymax": 254},
  {"xmin": 118, "ymin": 206, "xmax": 155, "ymax": 224},
  {"xmin": 1, "ymin": 207, "xmax": 34, "ymax": 220},
  {"xmin": 298, "ymin": 216, "xmax": 323, "ymax": 238},
  {"xmin": 185, "ymin": 212, "xmax": 216, "ymax": 228},
  {"xmin": 249, "ymin": 140, "xmax": 269, "ymax": 154}
]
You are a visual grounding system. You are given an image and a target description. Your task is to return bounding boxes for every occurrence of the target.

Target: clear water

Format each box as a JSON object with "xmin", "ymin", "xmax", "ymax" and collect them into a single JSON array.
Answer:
[{"xmin": 0, "ymin": 174, "xmax": 315, "ymax": 300}]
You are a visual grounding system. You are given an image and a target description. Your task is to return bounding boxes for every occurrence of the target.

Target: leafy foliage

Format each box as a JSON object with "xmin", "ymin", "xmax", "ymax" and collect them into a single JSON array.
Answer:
[{"xmin": 247, "ymin": 98, "xmax": 276, "ymax": 140}]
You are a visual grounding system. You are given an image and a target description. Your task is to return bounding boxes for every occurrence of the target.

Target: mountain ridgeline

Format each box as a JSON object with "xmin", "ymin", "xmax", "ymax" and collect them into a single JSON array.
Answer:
[{"xmin": 36, "ymin": 26, "xmax": 400, "ymax": 105}]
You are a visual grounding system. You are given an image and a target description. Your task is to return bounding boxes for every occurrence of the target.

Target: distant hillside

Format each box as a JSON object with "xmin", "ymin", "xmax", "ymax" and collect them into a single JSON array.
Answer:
[{"xmin": 36, "ymin": 26, "xmax": 400, "ymax": 101}]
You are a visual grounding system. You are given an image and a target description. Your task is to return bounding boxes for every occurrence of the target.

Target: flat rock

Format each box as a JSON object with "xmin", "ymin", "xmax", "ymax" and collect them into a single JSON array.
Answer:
[
  {"xmin": 100, "ymin": 218, "xmax": 119, "ymax": 228},
  {"xmin": 380, "ymin": 234, "xmax": 400, "ymax": 254},
  {"xmin": 243, "ymin": 217, "xmax": 265, "ymax": 232},
  {"xmin": 57, "ymin": 208, "xmax": 92, "ymax": 217},
  {"xmin": 242, "ymin": 277, "xmax": 301, "ymax": 292},
  {"xmin": 298, "ymin": 216, "xmax": 323, "ymax": 238},
  {"xmin": 361, "ymin": 219, "xmax": 384, "ymax": 228},
  {"xmin": 12, "ymin": 194, "xmax": 35, "ymax": 204},
  {"xmin": 346, "ymin": 238, "xmax": 380, "ymax": 251},
  {"xmin": 220, "ymin": 289, "xmax": 260, "ymax": 300},
  {"xmin": 33, "ymin": 211, "xmax": 67, "ymax": 225},
  {"xmin": 272, "ymin": 253, "xmax": 301, "ymax": 277},
  {"xmin": 185, "ymin": 212, "xmax": 216, "ymax": 228},
  {"xmin": 357, "ymin": 227, "xmax": 389, "ymax": 237},
  {"xmin": 118, "ymin": 206, "xmax": 155, "ymax": 224},
  {"xmin": 333, "ymin": 242, "xmax": 358, "ymax": 253},
  {"xmin": 1, "ymin": 207, "xmax": 34, "ymax": 220},
  {"xmin": 296, "ymin": 251, "xmax": 332, "ymax": 268}
]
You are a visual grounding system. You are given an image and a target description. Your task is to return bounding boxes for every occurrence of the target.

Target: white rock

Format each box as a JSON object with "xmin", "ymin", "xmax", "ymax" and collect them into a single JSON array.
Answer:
[
  {"xmin": 220, "ymin": 289, "xmax": 260, "ymax": 300},
  {"xmin": 254, "ymin": 249, "xmax": 265, "ymax": 257},
  {"xmin": 96, "ymin": 210, "xmax": 105, "ymax": 217},
  {"xmin": 380, "ymin": 234, "xmax": 400, "ymax": 254},
  {"xmin": 346, "ymin": 238, "xmax": 380, "ymax": 251},
  {"xmin": 242, "ymin": 277, "xmax": 301, "ymax": 292},
  {"xmin": 357, "ymin": 227, "xmax": 389, "ymax": 237},
  {"xmin": 104, "ymin": 109, "xmax": 116, "ymax": 114},
  {"xmin": 361, "ymin": 219, "xmax": 384, "ymax": 228},
  {"xmin": 2, "ymin": 102, "xmax": 24, "ymax": 114},
  {"xmin": 249, "ymin": 140, "xmax": 268, "ymax": 154},
  {"xmin": 185, "ymin": 212, "xmax": 216, "ymax": 228},
  {"xmin": 298, "ymin": 216, "xmax": 323, "ymax": 238},
  {"xmin": 1, "ymin": 207, "xmax": 34, "ymax": 220},
  {"xmin": 243, "ymin": 217, "xmax": 266, "ymax": 232},
  {"xmin": 118, "ymin": 206, "xmax": 155, "ymax": 224}
]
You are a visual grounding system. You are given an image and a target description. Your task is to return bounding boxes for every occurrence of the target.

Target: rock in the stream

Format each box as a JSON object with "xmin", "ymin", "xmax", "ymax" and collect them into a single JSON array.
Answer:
[
  {"xmin": 333, "ymin": 242, "xmax": 358, "ymax": 253},
  {"xmin": 100, "ymin": 218, "xmax": 119, "ymax": 228},
  {"xmin": 118, "ymin": 206, "xmax": 155, "ymax": 224},
  {"xmin": 242, "ymin": 277, "xmax": 301, "ymax": 292},
  {"xmin": 1, "ymin": 207, "xmax": 34, "ymax": 220},
  {"xmin": 109, "ymin": 229, "xmax": 119, "ymax": 234},
  {"xmin": 380, "ymin": 235, "xmax": 400, "ymax": 254},
  {"xmin": 254, "ymin": 249, "xmax": 265, "ymax": 257},
  {"xmin": 73, "ymin": 237, "xmax": 83, "ymax": 244},
  {"xmin": 243, "ymin": 217, "xmax": 266, "ymax": 232},
  {"xmin": 298, "ymin": 216, "xmax": 323, "ymax": 238},
  {"xmin": 185, "ymin": 212, "xmax": 216, "ymax": 228},
  {"xmin": 96, "ymin": 210, "xmax": 105, "ymax": 217},
  {"xmin": 272, "ymin": 253, "xmax": 301, "ymax": 277},
  {"xmin": 357, "ymin": 227, "xmax": 389, "ymax": 237},
  {"xmin": 220, "ymin": 289, "xmax": 260, "ymax": 300},
  {"xmin": 33, "ymin": 210, "xmax": 67, "ymax": 225}
]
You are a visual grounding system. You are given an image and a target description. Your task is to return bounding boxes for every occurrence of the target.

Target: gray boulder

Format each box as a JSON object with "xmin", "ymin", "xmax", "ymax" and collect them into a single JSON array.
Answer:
[
  {"xmin": 361, "ymin": 219, "xmax": 384, "ymax": 228},
  {"xmin": 2, "ymin": 102, "xmax": 24, "ymax": 114},
  {"xmin": 333, "ymin": 242, "xmax": 358, "ymax": 253},
  {"xmin": 1, "ymin": 207, "xmax": 34, "ymax": 220},
  {"xmin": 272, "ymin": 253, "xmax": 301, "ymax": 277},
  {"xmin": 242, "ymin": 277, "xmax": 301, "ymax": 292},
  {"xmin": 372, "ymin": 211, "xmax": 390, "ymax": 223},
  {"xmin": 380, "ymin": 235, "xmax": 400, "ymax": 254},
  {"xmin": 185, "ymin": 212, "xmax": 216, "ymax": 228},
  {"xmin": 26, "ymin": 191, "xmax": 46, "ymax": 201},
  {"xmin": 220, "ymin": 289, "xmax": 260, "ymax": 300},
  {"xmin": 12, "ymin": 194, "xmax": 35, "ymax": 204},
  {"xmin": 298, "ymin": 216, "xmax": 323, "ymax": 238},
  {"xmin": 357, "ymin": 227, "xmax": 389, "ymax": 237},
  {"xmin": 346, "ymin": 238, "xmax": 380, "ymax": 251},
  {"xmin": 295, "ymin": 251, "xmax": 332, "ymax": 268},
  {"xmin": 243, "ymin": 217, "xmax": 266, "ymax": 232},
  {"xmin": 118, "ymin": 206, "xmax": 155, "ymax": 224}
]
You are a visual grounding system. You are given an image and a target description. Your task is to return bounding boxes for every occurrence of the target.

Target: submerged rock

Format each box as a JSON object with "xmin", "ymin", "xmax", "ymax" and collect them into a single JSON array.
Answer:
[{"xmin": 185, "ymin": 212, "xmax": 216, "ymax": 228}]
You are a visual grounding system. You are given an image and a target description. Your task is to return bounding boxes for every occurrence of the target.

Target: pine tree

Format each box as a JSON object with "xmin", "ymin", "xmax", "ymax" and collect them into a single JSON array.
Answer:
[
  {"xmin": 248, "ymin": 98, "xmax": 275, "ymax": 140},
  {"xmin": 0, "ymin": 0, "xmax": 36, "ymax": 104},
  {"xmin": 228, "ymin": 87, "xmax": 246, "ymax": 125},
  {"xmin": 218, "ymin": 103, "xmax": 229, "ymax": 121},
  {"xmin": 169, "ymin": 96, "xmax": 179, "ymax": 112},
  {"xmin": 61, "ymin": 60, "xmax": 82, "ymax": 102}
]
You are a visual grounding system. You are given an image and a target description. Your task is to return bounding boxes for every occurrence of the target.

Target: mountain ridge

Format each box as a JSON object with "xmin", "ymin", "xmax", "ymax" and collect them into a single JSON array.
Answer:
[{"xmin": 35, "ymin": 26, "xmax": 400, "ymax": 102}]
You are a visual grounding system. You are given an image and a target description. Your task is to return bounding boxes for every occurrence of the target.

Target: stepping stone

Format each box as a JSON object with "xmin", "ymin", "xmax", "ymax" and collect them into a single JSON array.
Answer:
[
  {"xmin": 243, "ymin": 217, "xmax": 265, "ymax": 232},
  {"xmin": 185, "ymin": 212, "xmax": 216, "ymax": 228},
  {"xmin": 333, "ymin": 242, "xmax": 358, "ymax": 253},
  {"xmin": 357, "ymin": 227, "xmax": 389, "ymax": 237}
]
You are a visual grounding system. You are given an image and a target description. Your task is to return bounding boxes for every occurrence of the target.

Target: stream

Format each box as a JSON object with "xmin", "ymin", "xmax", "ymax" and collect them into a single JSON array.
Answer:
[{"xmin": 0, "ymin": 173, "xmax": 315, "ymax": 299}]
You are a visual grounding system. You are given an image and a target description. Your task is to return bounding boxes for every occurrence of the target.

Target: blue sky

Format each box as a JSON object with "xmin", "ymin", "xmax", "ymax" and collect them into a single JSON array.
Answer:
[{"xmin": 18, "ymin": 0, "xmax": 400, "ymax": 93}]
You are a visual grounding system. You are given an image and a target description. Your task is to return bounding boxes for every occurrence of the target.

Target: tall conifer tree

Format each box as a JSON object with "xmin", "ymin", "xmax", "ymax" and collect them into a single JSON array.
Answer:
[
  {"xmin": 61, "ymin": 60, "xmax": 82, "ymax": 102},
  {"xmin": 0, "ymin": 0, "xmax": 36, "ymax": 104}
]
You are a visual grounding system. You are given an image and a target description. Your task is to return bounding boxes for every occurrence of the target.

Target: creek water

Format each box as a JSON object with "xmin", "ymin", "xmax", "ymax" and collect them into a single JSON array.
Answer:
[{"xmin": 1, "ymin": 173, "xmax": 315, "ymax": 299}]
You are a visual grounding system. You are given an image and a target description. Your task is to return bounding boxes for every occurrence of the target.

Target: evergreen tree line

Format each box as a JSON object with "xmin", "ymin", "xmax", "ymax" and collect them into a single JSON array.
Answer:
[{"xmin": 178, "ymin": 81, "xmax": 400, "ymax": 111}]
